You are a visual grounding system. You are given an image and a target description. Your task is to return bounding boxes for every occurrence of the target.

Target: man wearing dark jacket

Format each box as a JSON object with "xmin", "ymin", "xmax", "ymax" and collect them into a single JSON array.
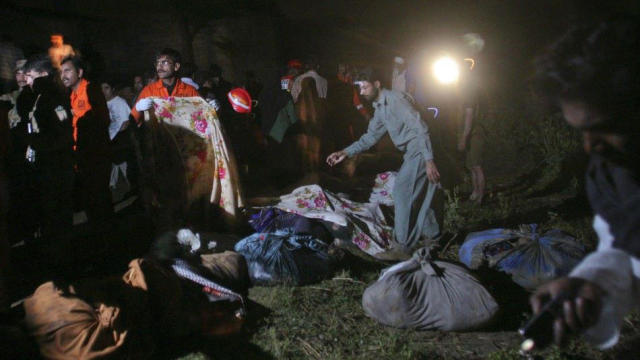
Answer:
[
  {"xmin": 60, "ymin": 56, "xmax": 113, "ymax": 229},
  {"xmin": 5, "ymin": 60, "xmax": 38, "ymax": 243},
  {"xmin": 23, "ymin": 55, "xmax": 74, "ymax": 245}
]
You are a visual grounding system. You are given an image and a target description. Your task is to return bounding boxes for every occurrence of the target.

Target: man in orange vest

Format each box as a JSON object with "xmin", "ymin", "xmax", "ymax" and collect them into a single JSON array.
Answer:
[
  {"xmin": 131, "ymin": 48, "xmax": 199, "ymax": 122},
  {"xmin": 60, "ymin": 55, "xmax": 113, "ymax": 230}
]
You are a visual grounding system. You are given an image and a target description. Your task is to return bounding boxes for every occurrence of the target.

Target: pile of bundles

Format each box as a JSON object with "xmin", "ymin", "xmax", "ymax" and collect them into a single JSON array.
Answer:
[
  {"xmin": 232, "ymin": 174, "xmax": 588, "ymax": 333},
  {"xmin": 21, "ymin": 231, "xmax": 249, "ymax": 359},
  {"xmin": 17, "ymin": 168, "xmax": 591, "ymax": 358},
  {"xmin": 233, "ymin": 172, "xmax": 401, "ymax": 286},
  {"xmin": 241, "ymin": 171, "xmax": 396, "ymax": 255}
]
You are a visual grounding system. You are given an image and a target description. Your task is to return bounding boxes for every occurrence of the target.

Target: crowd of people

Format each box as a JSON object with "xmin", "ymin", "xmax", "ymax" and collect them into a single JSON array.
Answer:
[{"xmin": 0, "ymin": 14, "xmax": 638, "ymax": 357}]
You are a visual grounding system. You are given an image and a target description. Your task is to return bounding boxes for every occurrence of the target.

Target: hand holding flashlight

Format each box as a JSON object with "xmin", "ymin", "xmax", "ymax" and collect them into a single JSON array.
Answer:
[{"xmin": 521, "ymin": 277, "xmax": 603, "ymax": 351}]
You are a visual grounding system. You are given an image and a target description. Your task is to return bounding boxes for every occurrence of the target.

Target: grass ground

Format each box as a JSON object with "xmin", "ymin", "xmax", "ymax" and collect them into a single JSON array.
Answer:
[{"xmin": 173, "ymin": 189, "xmax": 639, "ymax": 360}]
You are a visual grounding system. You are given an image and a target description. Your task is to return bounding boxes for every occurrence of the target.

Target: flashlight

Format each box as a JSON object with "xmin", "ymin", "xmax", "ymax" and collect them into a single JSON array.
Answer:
[
  {"xmin": 518, "ymin": 292, "xmax": 568, "ymax": 352},
  {"xmin": 432, "ymin": 56, "xmax": 460, "ymax": 85}
]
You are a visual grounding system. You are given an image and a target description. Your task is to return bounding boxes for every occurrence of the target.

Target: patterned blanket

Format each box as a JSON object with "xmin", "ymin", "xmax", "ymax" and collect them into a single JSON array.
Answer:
[
  {"xmin": 272, "ymin": 172, "xmax": 398, "ymax": 258},
  {"xmin": 147, "ymin": 96, "xmax": 244, "ymax": 220}
]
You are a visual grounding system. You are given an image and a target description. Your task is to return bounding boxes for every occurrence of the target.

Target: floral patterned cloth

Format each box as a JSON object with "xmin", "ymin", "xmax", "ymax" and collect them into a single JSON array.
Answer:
[
  {"xmin": 368, "ymin": 171, "xmax": 396, "ymax": 206},
  {"xmin": 273, "ymin": 176, "xmax": 398, "ymax": 258},
  {"xmin": 148, "ymin": 96, "xmax": 244, "ymax": 219}
]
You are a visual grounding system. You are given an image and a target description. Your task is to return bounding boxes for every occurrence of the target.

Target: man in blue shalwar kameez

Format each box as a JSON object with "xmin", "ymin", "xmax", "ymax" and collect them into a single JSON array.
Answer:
[{"xmin": 327, "ymin": 70, "xmax": 441, "ymax": 253}]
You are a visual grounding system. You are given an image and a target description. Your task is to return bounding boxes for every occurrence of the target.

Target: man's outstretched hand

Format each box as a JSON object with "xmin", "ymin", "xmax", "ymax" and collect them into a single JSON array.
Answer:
[
  {"xmin": 530, "ymin": 277, "xmax": 604, "ymax": 346},
  {"xmin": 327, "ymin": 150, "xmax": 348, "ymax": 167}
]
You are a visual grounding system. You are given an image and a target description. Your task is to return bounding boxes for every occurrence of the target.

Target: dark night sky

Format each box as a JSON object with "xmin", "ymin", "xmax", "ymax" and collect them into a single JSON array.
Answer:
[
  {"xmin": 4, "ymin": 0, "xmax": 639, "ymax": 98},
  {"xmin": 274, "ymin": 0, "xmax": 639, "ymax": 97}
]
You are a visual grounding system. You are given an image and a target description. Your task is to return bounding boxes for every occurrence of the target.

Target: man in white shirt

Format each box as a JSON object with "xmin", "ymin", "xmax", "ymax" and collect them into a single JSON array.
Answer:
[
  {"xmin": 101, "ymin": 81, "xmax": 130, "ymax": 140},
  {"xmin": 101, "ymin": 80, "xmax": 132, "ymax": 194},
  {"xmin": 530, "ymin": 16, "xmax": 640, "ymax": 349},
  {"xmin": 291, "ymin": 58, "xmax": 327, "ymax": 102}
]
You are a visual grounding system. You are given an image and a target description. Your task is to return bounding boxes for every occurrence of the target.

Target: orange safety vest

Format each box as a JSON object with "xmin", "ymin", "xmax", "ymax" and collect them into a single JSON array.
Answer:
[
  {"xmin": 131, "ymin": 78, "xmax": 200, "ymax": 122},
  {"xmin": 70, "ymin": 78, "xmax": 91, "ymax": 149}
]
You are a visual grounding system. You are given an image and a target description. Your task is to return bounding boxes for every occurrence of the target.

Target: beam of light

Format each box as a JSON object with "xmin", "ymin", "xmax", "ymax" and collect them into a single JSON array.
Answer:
[
  {"xmin": 432, "ymin": 57, "xmax": 459, "ymax": 84},
  {"xmin": 464, "ymin": 58, "xmax": 475, "ymax": 70},
  {"xmin": 427, "ymin": 107, "xmax": 439, "ymax": 119}
]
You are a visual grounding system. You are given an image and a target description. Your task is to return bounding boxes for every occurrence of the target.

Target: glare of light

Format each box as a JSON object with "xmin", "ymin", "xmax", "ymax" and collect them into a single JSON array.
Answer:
[{"xmin": 432, "ymin": 57, "xmax": 459, "ymax": 84}]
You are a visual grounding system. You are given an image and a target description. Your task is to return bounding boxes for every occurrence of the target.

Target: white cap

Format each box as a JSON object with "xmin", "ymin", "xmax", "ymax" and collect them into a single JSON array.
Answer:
[{"xmin": 394, "ymin": 56, "xmax": 405, "ymax": 65}]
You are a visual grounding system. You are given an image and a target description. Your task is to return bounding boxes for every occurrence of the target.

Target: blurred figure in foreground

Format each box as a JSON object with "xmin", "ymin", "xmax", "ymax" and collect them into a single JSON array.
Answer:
[
  {"xmin": 530, "ymin": 16, "xmax": 640, "ymax": 349},
  {"xmin": 47, "ymin": 34, "xmax": 74, "ymax": 70}
]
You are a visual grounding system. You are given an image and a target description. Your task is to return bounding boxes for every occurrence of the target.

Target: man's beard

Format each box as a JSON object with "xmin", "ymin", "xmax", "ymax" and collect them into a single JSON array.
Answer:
[
  {"xmin": 157, "ymin": 71, "xmax": 174, "ymax": 80},
  {"xmin": 62, "ymin": 78, "xmax": 74, "ymax": 87},
  {"xmin": 363, "ymin": 88, "xmax": 379, "ymax": 103}
]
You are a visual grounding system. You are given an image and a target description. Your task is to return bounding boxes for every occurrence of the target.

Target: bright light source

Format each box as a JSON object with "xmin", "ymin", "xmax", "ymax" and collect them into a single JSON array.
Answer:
[{"xmin": 432, "ymin": 57, "xmax": 459, "ymax": 84}]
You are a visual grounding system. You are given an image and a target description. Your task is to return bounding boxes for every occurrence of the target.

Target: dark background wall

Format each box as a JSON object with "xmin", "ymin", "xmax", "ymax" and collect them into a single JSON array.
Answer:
[
  {"xmin": 1, "ymin": 0, "xmax": 639, "ymax": 95},
  {"xmin": 1, "ymin": 1, "xmax": 282, "ymax": 87}
]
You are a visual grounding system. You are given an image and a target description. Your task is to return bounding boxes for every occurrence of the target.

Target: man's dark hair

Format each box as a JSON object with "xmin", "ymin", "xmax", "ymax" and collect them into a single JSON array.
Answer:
[
  {"xmin": 156, "ymin": 48, "xmax": 182, "ymax": 65},
  {"xmin": 100, "ymin": 78, "xmax": 117, "ymax": 89},
  {"xmin": 355, "ymin": 67, "xmax": 385, "ymax": 85},
  {"xmin": 534, "ymin": 16, "xmax": 640, "ymax": 126},
  {"xmin": 24, "ymin": 54, "xmax": 54, "ymax": 74},
  {"xmin": 61, "ymin": 55, "xmax": 86, "ymax": 72},
  {"xmin": 199, "ymin": 86, "xmax": 215, "ymax": 100}
]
